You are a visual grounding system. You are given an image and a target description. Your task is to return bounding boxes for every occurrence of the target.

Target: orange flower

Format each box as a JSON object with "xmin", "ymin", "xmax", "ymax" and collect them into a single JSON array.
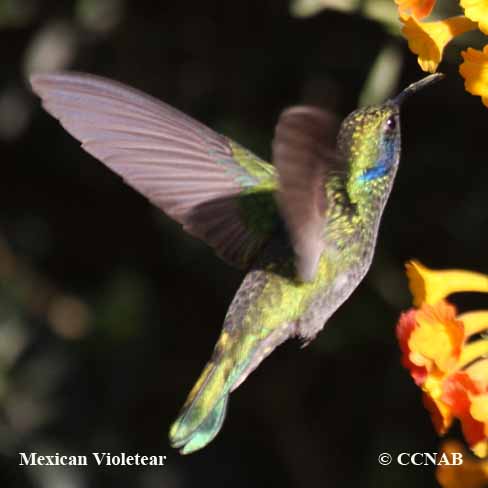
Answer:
[
  {"xmin": 395, "ymin": 0, "xmax": 436, "ymax": 19},
  {"xmin": 461, "ymin": 0, "xmax": 488, "ymax": 34},
  {"xmin": 398, "ymin": 260, "xmax": 488, "ymax": 456},
  {"xmin": 400, "ymin": 15, "xmax": 477, "ymax": 73},
  {"xmin": 442, "ymin": 372, "xmax": 487, "ymax": 455},
  {"xmin": 397, "ymin": 300, "xmax": 463, "ymax": 435},
  {"xmin": 408, "ymin": 301, "xmax": 464, "ymax": 373},
  {"xmin": 397, "ymin": 309, "xmax": 428, "ymax": 384},
  {"xmin": 406, "ymin": 260, "xmax": 488, "ymax": 307},
  {"xmin": 460, "ymin": 46, "xmax": 488, "ymax": 109},
  {"xmin": 394, "ymin": 0, "xmax": 488, "ymax": 109}
]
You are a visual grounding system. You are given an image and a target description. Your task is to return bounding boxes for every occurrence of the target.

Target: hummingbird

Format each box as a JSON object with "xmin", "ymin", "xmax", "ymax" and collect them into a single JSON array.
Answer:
[{"xmin": 30, "ymin": 71, "xmax": 443, "ymax": 454}]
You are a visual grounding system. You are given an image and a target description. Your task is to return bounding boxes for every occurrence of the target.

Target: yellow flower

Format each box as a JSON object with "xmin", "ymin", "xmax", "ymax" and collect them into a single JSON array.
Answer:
[
  {"xmin": 400, "ymin": 15, "xmax": 477, "ymax": 73},
  {"xmin": 408, "ymin": 301, "xmax": 464, "ymax": 373},
  {"xmin": 394, "ymin": 0, "xmax": 488, "ymax": 108},
  {"xmin": 437, "ymin": 440, "xmax": 488, "ymax": 488},
  {"xmin": 460, "ymin": 312, "xmax": 488, "ymax": 338},
  {"xmin": 422, "ymin": 375, "xmax": 454, "ymax": 434},
  {"xmin": 460, "ymin": 46, "xmax": 488, "ymax": 108},
  {"xmin": 406, "ymin": 260, "xmax": 488, "ymax": 307},
  {"xmin": 461, "ymin": 0, "xmax": 488, "ymax": 34},
  {"xmin": 395, "ymin": 0, "xmax": 436, "ymax": 19},
  {"xmin": 398, "ymin": 261, "xmax": 488, "ymax": 456},
  {"xmin": 466, "ymin": 358, "xmax": 488, "ymax": 388}
]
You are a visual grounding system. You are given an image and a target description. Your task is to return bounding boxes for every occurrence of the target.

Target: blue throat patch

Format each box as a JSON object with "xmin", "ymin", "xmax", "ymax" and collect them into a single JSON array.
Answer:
[
  {"xmin": 359, "ymin": 135, "xmax": 396, "ymax": 182},
  {"xmin": 359, "ymin": 163, "xmax": 389, "ymax": 181}
]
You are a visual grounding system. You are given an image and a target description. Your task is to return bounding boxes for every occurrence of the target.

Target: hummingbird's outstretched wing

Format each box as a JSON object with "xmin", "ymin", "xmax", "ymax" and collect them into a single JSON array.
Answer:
[
  {"xmin": 273, "ymin": 106, "xmax": 343, "ymax": 282},
  {"xmin": 30, "ymin": 72, "xmax": 277, "ymax": 269}
]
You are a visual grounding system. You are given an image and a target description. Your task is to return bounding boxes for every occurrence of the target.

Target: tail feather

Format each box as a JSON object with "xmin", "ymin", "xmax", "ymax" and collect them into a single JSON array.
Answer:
[
  {"xmin": 169, "ymin": 359, "xmax": 232, "ymax": 454},
  {"xmin": 169, "ymin": 322, "xmax": 292, "ymax": 453},
  {"xmin": 172, "ymin": 395, "xmax": 229, "ymax": 455}
]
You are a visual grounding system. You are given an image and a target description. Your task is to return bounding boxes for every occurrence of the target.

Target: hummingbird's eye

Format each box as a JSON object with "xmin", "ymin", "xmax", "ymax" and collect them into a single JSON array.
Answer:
[{"xmin": 385, "ymin": 116, "xmax": 396, "ymax": 131}]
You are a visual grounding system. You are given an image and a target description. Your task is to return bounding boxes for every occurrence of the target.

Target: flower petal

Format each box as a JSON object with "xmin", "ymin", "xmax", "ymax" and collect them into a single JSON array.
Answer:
[
  {"xmin": 473, "ymin": 440, "xmax": 488, "ymax": 458},
  {"xmin": 406, "ymin": 260, "xmax": 488, "ymax": 306},
  {"xmin": 461, "ymin": 414, "xmax": 487, "ymax": 453},
  {"xmin": 395, "ymin": 0, "xmax": 436, "ymax": 19},
  {"xmin": 396, "ymin": 309, "xmax": 428, "ymax": 384},
  {"xmin": 460, "ymin": 46, "xmax": 488, "ymax": 107},
  {"xmin": 423, "ymin": 390, "xmax": 453, "ymax": 434},
  {"xmin": 470, "ymin": 393, "xmax": 488, "ymax": 425},
  {"xmin": 460, "ymin": 340, "xmax": 488, "ymax": 369},
  {"xmin": 442, "ymin": 372, "xmax": 481, "ymax": 416},
  {"xmin": 442, "ymin": 372, "xmax": 486, "ymax": 452},
  {"xmin": 409, "ymin": 302, "xmax": 464, "ymax": 373},
  {"xmin": 400, "ymin": 15, "xmax": 477, "ymax": 73},
  {"xmin": 461, "ymin": 0, "xmax": 488, "ymax": 34},
  {"xmin": 459, "ymin": 311, "xmax": 488, "ymax": 337},
  {"xmin": 466, "ymin": 359, "xmax": 488, "ymax": 390},
  {"xmin": 399, "ymin": 262, "xmax": 488, "ymax": 457}
]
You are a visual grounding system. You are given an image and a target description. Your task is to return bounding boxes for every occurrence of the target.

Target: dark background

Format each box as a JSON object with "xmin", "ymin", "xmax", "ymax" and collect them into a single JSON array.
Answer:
[{"xmin": 0, "ymin": 0, "xmax": 487, "ymax": 487}]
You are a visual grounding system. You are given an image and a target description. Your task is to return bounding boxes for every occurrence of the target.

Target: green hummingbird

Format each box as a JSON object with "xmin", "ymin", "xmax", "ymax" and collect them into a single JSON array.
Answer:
[{"xmin": 30, "ymin": 71, "xmax": 443, "ymax": 454}]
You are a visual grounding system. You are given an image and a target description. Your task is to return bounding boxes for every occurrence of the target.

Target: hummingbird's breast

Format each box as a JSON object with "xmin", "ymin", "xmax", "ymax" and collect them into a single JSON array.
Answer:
[
  {"xmin": 223, "ymin": 182, "xmax": 384, "ymax": 343},
  {"xmin": 223, "ymin": 219, "xmax": 375, "ymax": 345},
  {"xmin": 292, "ymin": 197, "xmax": 382, "ymax": 341},
  {"xmin": 294, "ymin": 241, "xmax": 372, "ymax": 341}
]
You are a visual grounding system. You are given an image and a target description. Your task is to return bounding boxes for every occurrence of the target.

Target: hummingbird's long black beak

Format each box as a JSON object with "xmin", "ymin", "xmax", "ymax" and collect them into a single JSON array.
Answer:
[{"xmin": 393, "ymin": 73, "xmax": 445, "ymax": 106}]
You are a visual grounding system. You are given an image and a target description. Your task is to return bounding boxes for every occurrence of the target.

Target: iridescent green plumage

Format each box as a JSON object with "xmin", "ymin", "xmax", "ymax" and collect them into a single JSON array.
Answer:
[
  {"xmin": 29, "ymin": 70, "xmax": 443, "ymax": 455},
  {"xmin": 170, "ymin": 75, "xmax": 443, "ymax": 454}
]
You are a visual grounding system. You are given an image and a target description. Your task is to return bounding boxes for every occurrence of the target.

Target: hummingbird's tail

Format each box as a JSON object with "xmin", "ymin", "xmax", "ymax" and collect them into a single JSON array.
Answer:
[
  {"xmin": 169, "ymin": 310, "xmax": 292, "ymax": 454},
  {"xmin": 169, "ymin": 358, "xmax": 231, "ymax": 454}
]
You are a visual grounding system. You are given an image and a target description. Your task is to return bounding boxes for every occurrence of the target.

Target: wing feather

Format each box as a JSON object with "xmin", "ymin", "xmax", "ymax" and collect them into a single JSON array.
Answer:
[
  {"xmin": 273, "ymin": 106, "xmax": 344, "ymax": 281},
  {"xmin": 31, "ymin": 72, "xmax": 277, "ymax": 268}
]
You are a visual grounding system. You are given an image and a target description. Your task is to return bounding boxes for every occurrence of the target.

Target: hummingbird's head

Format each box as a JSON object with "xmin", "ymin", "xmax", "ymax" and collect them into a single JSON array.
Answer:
[{"xmin": 338, "ymin": 73, "xmax": 443, "ymax": 207}]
